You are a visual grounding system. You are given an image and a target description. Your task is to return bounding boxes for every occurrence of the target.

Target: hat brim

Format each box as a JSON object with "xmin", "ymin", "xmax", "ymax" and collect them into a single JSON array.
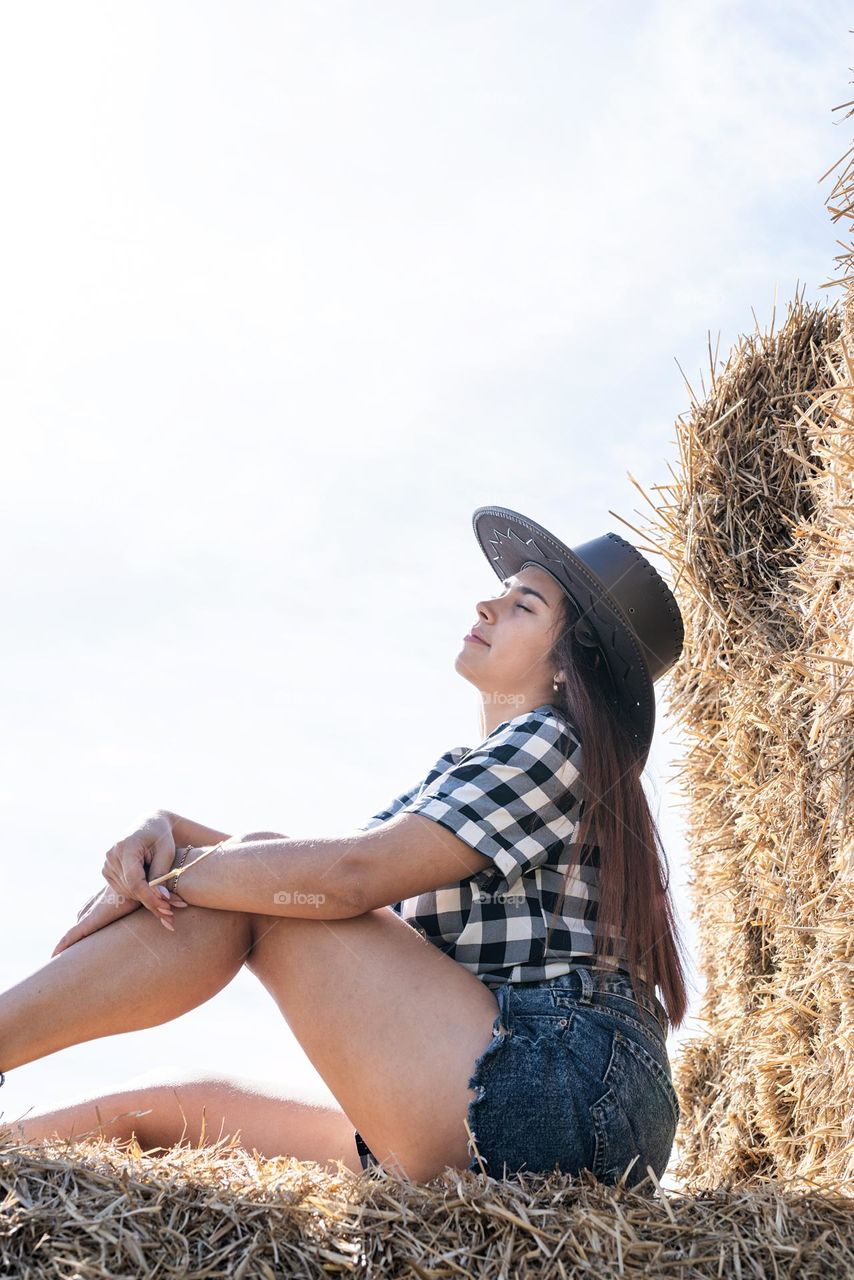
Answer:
[{"xmin": 472, "ymin": 505, "xmax": 656, "ymax": 762}]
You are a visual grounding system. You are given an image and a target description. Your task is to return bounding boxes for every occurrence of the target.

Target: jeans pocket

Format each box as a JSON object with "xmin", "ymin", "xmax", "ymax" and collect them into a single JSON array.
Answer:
[
  {"xmin": 590, "ymin": 1028, "xmax": 680, "ymax": 1189},
  {"xmin": 510, "ymin": 1012, "xmax": 573, "ymax": 1045}
]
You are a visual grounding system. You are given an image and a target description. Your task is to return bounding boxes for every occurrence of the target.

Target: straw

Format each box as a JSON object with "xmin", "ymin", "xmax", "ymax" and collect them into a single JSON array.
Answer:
[
  {"xmin": 149, "ymin": 841, "xmax": 227, "ymax": 890},
  {"xmin": 2, "ymin": 1124, "xmax": 853, "ymax": 1277}
]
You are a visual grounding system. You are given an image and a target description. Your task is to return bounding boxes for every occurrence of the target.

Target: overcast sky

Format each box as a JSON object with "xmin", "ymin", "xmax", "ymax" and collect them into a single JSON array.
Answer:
[{"xmin": 0, "ymin": 0, "xmax": 849, "ymax": 1170}]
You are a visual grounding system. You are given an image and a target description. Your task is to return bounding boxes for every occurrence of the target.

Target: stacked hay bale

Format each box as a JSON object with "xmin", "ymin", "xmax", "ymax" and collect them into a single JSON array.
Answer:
[
  {"xmin": 632, "ymin": 186, "xmax": 854, "ymax": 1184},
  {"xmin": 2, "ymin": 1126, "xmax": 854, "ymax": 1275}
]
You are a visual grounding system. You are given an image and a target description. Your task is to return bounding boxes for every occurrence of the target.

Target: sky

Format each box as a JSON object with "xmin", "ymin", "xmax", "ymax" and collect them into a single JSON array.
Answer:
[{"xmin": 0, "ymin": 0, "xmax": 849, "ymax": 1179}]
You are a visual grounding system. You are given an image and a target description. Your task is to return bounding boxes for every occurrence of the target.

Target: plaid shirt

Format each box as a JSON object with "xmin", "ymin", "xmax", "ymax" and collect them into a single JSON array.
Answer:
[{"xmin": 358, "ymin": 703, "xmax": 645, "ymax": 988}]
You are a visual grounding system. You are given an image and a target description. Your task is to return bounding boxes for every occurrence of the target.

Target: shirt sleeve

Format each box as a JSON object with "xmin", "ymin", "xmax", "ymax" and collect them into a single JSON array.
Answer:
[
  {"xmin": 356, "ymin": 748, "xmax": 470, "ymax": 832},
  {"xmin": 396, "ymin": 711, "xmax": 583, "ymax": 898},
  {"xmin": 355, "ymin": 747, "xmax": 470, "ymax": 918}
]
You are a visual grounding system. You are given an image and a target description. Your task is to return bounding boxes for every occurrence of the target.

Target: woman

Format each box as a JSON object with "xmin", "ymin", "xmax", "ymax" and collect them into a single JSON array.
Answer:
[{"xmin": 0, "ymin": 506, "xmax": 688, "ymax": 1187}]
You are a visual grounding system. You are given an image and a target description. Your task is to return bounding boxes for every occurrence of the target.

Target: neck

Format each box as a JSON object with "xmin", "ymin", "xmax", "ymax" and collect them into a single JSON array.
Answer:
[{"xmin": 480, "ymin": 694, "xmax": 553, "ymax": 737}]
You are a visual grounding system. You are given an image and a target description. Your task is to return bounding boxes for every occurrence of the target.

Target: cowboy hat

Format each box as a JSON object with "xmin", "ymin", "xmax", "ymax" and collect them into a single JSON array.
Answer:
[{"xmin": 472, "ymin": 505, "xmax": 684, "ymax": 763}]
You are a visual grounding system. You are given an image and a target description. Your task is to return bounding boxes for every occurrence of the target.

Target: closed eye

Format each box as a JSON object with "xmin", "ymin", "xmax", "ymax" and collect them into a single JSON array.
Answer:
[{"xmin": 490, "ymin": 588, "xmax": 535, "ymax": 614}]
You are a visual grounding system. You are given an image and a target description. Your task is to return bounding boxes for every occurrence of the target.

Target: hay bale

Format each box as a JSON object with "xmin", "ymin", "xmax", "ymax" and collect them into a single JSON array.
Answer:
[
  {"xmin": 617, "ymin": 210, "xmax": 854, "ymax": 1185},
  {"xmin": 2, "ymin": 1126, "xmax": 854, "ymax": 1277}
]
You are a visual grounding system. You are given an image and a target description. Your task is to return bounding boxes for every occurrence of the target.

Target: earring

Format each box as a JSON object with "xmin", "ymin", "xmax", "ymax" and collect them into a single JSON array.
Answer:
[{"xmin": 552, "ymin": 675, "xmax": 562, "ymax": 693}]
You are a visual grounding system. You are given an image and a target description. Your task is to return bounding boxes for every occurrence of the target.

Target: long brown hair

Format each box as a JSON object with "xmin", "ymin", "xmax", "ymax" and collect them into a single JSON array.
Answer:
[{"xmin": 545, "ymin": 596, "xmax": 689, "ymax": 1031}]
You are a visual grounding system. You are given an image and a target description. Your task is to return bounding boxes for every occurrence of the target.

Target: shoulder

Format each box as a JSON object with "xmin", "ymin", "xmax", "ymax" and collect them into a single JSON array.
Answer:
[{"xmin": 426, "ymin": 745, "xmax": 470, "ymax": 778}]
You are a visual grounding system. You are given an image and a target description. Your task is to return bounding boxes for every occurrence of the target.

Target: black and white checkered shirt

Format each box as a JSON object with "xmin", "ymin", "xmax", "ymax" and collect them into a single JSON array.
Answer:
[{"xmin": 358, "ymin": 703, "xmax": 645, "ymax": 988}]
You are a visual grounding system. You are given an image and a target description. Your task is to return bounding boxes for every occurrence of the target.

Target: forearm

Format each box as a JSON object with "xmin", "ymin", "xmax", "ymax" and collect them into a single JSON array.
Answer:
[
  {"xmin": 163, "ymin": 836, "xmax": 361, "ymax": 919},
  {"xmin": 157, "ymin": 809, "xmax": 232, "ymax": 848}
]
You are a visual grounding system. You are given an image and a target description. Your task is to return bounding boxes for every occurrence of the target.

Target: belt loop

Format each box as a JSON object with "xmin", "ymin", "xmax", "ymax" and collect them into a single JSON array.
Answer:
[
  {"xmin": 492, "ymin": 982, "xmax": 514, "ymax": 1038},
  {"xmin": 576, "ymin": 965, "xmax": 594, "ymax": 1005}
]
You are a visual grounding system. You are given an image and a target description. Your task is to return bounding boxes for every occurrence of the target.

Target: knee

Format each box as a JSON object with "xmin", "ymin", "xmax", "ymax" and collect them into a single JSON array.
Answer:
[{"xmin": 130, "ymin": 1078, "xmax": 232, "ymax": 1151}]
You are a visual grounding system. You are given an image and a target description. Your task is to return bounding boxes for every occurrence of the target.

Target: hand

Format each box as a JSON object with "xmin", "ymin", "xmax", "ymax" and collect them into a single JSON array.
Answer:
[
  {"xmin": 51, "ymin": 885, "xmax": 141, "ymax": 957},
  {"xmin": 100, "ymin": 811, "xmax": 190, "ymax": 921},
  {"xmin": 51, "ymin": 813, "xmax": 192, "ymax": 957}
]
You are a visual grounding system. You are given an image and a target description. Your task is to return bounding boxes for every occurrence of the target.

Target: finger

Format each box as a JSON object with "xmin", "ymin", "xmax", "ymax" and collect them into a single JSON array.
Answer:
[
  {"xmin": 78, "ymin": 891, "xmax": 99, "ymax": 920},
  {"xmin": 103, "ymin": 855, "xmax": 123, "ymax": 893},
  {"xmin": 104, "ymin": 857, "xmax": 133, "ymax": 903},
  {"xmin": 106, "ymin": 845, "xmax": 134, "ymax": 899},
  {"xmin": 129, "ymin": 868, "xmax": 171, "ymax": 917},
  {"xmin": 52, "ymin": 929, "xmax": 75, "ymax": 957},
  {"xmin": 153, "ymin": 827, "xmax": 175, "ymax": 857},
  {"xmin": 155, "ymin": 889, "xmax": 187, "ymax": 907},
  {"xmin": 103, "ymin": 873, "xmax": 125, "ymax": 902},
  {"xmin": 121, "ymin": 842, "xmax": 165, "ymax": 915}
]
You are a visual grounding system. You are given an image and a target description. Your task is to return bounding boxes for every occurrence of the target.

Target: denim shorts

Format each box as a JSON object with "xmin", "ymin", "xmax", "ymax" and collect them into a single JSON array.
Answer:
[{"xmin": 354, "ymin": 963, "xmax": 680, "ymax": 1188}]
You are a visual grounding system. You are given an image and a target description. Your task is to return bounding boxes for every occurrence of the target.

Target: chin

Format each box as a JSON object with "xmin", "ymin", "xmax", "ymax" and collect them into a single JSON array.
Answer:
[
  {"xmin": 453, "ymin": 656, "xmax": 480, "ymax": 686},
  {"xmin": 454, "ymin": 645, "xmax": 487, "ymax": 670}
]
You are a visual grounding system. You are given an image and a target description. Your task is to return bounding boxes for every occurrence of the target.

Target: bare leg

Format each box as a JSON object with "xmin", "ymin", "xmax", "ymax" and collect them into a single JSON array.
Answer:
[
  {"xmin": 0, "ymin": 903, "xmax": 254, "ymax": 1075},
  {"xmin": 0, "ymin": 828, "xmax": 286, "ymax": 1077},
  {"xmin": 9, "ymin": 1072, "xmax": 364, "ymax": 1173},
  {"xmin": 0, "ymin": 899, "xmax": 364, "ymax": 1171}
]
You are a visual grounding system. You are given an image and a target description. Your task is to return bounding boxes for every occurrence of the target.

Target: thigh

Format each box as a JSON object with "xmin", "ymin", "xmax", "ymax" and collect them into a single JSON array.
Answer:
[{"xmin": 245, "ymin": 907, "xmax": 502, "ymax": 1182}]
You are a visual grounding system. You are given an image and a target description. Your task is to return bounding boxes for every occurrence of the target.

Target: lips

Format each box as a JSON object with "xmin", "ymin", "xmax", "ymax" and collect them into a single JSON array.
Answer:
[{"xmin": 464, "ymin": 631, "xmax": 489, "ymax": 646}]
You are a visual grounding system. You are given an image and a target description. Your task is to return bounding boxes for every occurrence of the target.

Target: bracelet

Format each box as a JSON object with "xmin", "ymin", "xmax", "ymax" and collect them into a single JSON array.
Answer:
[
  {"xmin": 168, "ymin": 846, "xmax": 190, "ymax": 894},
  {"xmin": 158, "ymin": 839, "xmax": 228, "ymax": 893}
]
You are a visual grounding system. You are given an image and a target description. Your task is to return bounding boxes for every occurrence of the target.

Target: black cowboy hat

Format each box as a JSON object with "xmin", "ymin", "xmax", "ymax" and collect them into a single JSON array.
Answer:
[{"xmin": 472, "ymin": 505, "xmax": 685, "ymax": 765}]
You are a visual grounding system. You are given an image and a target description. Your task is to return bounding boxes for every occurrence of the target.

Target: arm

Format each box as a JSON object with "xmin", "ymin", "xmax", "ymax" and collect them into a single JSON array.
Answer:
[
  {"xmin": 162, "ymin": 814, "xmax": 491, "ymax": 918},
  {"xmin": 157, "ymin": 809, "xmax": 232, "ymax": 848},
  {"xmin": 158, "ymin": 810, "xmax": 287, "ymax": 849},
  {"xmin": 348, "ymin": 813, "xmax": 492, "ymax": 910}
]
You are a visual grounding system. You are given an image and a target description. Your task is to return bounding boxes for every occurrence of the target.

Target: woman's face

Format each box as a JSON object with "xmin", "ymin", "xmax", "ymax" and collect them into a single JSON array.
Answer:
[{"xmin": 455, "ymin": 563, "xmax": 567, "ymax": 714}]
